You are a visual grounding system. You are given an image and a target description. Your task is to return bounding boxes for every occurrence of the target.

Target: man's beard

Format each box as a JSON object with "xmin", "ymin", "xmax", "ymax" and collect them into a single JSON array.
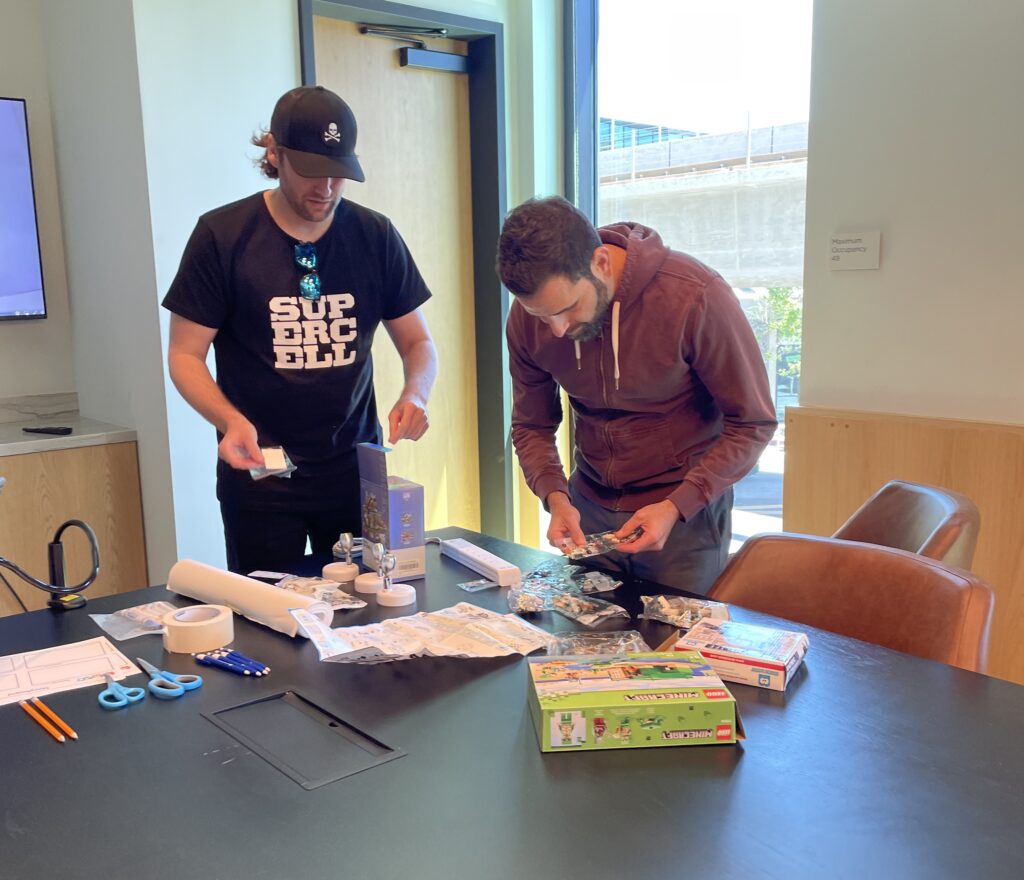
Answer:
[
  {"xmin": 280, "ymin": 181, "xmax": 339, "ymax": 223},
  {"xmin": 568, "ymin": 277, "xmax": 611, "ymax": 342}
]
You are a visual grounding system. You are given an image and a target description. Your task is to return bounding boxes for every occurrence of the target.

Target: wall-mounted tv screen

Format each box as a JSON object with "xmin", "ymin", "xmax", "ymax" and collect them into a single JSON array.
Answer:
[{"xmin": 0, "ymin": 97, "xmax": 46, "ymax": 320}]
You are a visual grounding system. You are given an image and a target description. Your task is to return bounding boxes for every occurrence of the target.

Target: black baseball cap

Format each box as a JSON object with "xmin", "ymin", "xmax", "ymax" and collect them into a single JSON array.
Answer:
[{"xmin": 270, "ymin": 85, "xmax": 366, "ymax": 182}]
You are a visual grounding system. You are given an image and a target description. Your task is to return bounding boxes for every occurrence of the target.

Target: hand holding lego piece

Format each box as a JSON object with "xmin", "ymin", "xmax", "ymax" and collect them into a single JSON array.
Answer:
[
  {"xmin": 545, "ymin": 492, "xmax": 586, "ymax": 551},
  {"xmin": 559, "ymin": 527, "xmax": 644, "ymax": 561},
  {"xmin": 219, "ymin": 416, "xmax": 264, "ymax": 471},
  {"xmin": 611, "ymin": 500, "xmax": 680, "ymax": 553}
]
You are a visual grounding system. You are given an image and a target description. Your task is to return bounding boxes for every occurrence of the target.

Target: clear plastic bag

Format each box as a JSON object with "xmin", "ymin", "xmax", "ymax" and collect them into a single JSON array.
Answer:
[
  {"xmin": 507, "ymin": 581, "xmax": 565, "ymax": 613},
  {"xmin": 638, "ymin": 595, "xmax": 729, "ymax": 630},
  {"xmin": 275, "ymin": 575, "xmax": 367, "ymax": 610},
  {"xmin": 89, "ymin": 601, "xmax": 177, "ymax": 640},
  {"xmin": 575, "ymin": 570, "xmax": 623, "ymax": 594},
  {"xmin": 551, "ymin": 593, "xmax": 630, "ymax": 628},
  {"xmin": 249, "ymin": 446, "xmax": 296, "ymax": 481},
  {"xmin": 548, "ymin": 630, "xmax": 650, "ymax": 655}
]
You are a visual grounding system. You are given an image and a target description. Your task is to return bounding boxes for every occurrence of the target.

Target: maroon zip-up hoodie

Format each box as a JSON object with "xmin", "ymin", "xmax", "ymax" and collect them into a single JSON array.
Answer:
[{"xmin": 507, "ymin": 223, "xmax": 778, "ymax": 520}]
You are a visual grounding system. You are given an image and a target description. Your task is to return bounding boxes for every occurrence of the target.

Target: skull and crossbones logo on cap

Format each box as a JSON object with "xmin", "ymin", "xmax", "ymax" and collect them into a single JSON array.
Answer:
[{"xmin": 323, "ymin": 122, "xmax": 341, "ymax": 144}]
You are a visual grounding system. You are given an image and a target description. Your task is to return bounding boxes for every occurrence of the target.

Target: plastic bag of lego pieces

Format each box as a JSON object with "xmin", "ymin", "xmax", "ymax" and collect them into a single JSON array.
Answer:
[
  {"xmin": 506, "ymin": 559, "xmax": 585, "ymax": 613},
  {"xmin": 249, "ymin": 446, "xmax": 296, "ymax": 480},
  {"xmin": 638, "ymin": 595, "xmax": 729, "ymax": 630},
  {"xmin": 558, "ymin": 527, "xmax": 643, "ymax": 560},
  {"xmin": 551, "ymin": 592, "xmax": 630, "ymax": 628},
  {"xmin": 523, "ymin": 559, "xmax": 584, "ymax": 589},
  {"xmin": 275, "ymin": 575, "xmax": 367, "ymax": 611},
  {"xmin": 89, "ymin": 601, "xmax": 177, "ymax": 641},
  {"xmin": 575, "ymin": 570, "xmax": 623, "ymax": 595},
  {"xmin": 548, "ymin": 629, "xmax": 650, "ymax": 656},
  {"xmin": 507, "ymin": 581, "xmax": 566, "ymax": 614}
]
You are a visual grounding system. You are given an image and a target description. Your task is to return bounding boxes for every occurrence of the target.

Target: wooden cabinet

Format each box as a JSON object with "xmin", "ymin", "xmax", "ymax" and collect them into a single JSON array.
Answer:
[{"xmin": 0, "ymin": 442, "xmax": 147, "ymax": 616}]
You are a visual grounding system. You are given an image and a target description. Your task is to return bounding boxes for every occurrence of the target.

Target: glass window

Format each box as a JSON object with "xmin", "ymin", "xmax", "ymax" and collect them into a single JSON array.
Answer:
[{"xmin": 597, "ymin": 0, "xmax": 812, "ymax": 549}]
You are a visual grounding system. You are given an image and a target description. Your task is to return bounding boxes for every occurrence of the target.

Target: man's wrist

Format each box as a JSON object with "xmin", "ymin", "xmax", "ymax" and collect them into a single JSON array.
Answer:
[
  {"xmin": 398, "ymin": 391, "xmax": 428, "ymax": 409},
  {"xmin": 661, "ymin": 498, "xmax": 683, "ymax": 520},
  {"xmin": 546, "ymin": 491, "xmax": 571, "ymax": 511},
  {"xmin": 221, "ymin": 412, "xmax": 250, "ymax": 434}
]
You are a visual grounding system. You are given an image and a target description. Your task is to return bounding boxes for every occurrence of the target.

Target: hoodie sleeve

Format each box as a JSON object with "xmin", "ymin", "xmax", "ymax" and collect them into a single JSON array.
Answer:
[
  {"xmin": 507, "ymin": 315, "xmax": 571, "ymax": 505},
  {"xmin": 667, "ymin": 276, "xmax": 779, "ymax": 521}
]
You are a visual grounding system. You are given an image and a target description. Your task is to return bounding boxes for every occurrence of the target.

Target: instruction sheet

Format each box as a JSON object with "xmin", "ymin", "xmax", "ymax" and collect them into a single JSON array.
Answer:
[
  {"xmin": 0, "ymin": 636, "xmax": 140, "ymax": 705},
  {"xmin": 291, "ymin": 602, "xmax": 555, "ymax": 663}
]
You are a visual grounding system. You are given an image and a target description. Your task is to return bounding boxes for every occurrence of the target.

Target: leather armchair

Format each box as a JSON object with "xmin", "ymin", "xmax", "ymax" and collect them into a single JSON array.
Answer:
[
  {"xmin": 833, "ymin": 480, "xmax": 980, "ymax": 570},
  {"xmin": 707, "ymin": 533, "xmax": 994, "ymax": 673}
]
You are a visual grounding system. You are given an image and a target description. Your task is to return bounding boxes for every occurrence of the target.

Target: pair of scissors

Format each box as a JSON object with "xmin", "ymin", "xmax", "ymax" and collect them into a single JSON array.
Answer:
[
  {"xmin": 98, "ymin": 674, "xmax": 146, "ymax": 710},
  {"xmin": 136, "ymin": 657, "xmax": 203, "ymax": 699}
]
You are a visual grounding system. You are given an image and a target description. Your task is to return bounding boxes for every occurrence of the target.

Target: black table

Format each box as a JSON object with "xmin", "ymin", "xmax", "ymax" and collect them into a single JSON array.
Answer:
[{"xmin": 1, "ymin": 527, "xmax": 1022, "ymax": 880}]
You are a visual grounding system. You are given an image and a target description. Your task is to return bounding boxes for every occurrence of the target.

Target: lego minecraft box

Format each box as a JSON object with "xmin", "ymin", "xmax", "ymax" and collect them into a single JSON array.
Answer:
[
  {"xmin": 527, "ymin": 652, "xmax": 741, "ymax": 753},
  {"xmin": 356, "ymin": 442, "xmax": 425, "ymax": 581}
]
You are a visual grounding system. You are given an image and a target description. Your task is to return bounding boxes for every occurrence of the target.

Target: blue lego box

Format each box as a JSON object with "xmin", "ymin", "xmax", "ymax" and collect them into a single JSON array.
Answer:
[{"xmin": 356, "ymin": 442, "xmax": 425, "ymax": 581}]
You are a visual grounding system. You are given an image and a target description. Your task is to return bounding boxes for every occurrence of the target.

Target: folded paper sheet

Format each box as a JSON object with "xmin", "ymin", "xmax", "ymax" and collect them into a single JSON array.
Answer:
[{"xmin": 167, "ymin": 559, "xmax": 332, "ymax": 639}]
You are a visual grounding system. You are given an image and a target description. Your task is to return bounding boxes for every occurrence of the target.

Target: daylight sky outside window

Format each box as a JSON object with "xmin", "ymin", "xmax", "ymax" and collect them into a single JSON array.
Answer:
[
  {"xmin": 596, "ymin": 0, "xmax": 814, "ymax": 541},
  {"xmin": 598, "ymin": 0, "xmax": 813, "ymax": 134}
]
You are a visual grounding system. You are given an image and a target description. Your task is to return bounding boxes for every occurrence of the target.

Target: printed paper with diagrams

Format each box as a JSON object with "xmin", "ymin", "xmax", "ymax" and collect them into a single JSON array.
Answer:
[{"xmin": 0, "ymin": 636, "xmax": 140, "ymax": 706}]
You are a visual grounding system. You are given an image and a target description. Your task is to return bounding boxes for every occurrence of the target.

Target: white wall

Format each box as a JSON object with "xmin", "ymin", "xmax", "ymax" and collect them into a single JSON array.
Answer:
[
  {"xmin": 0, "ymin": 0, "xmax": 75, "ymax": 398},
  {"xmin": 132, "ymin": 0, "xmax": 301, "ymax": 569},
  {"xmin": 5, "ymin": 0, "xmax": 559, "ymax": 575},
  {"xmin": 42, "ymin": 0, "xmax": 177, "ymax": 582},
  {"xmin": 802, "ymin": 0, "xmax": 1024, "ymax": 424}
]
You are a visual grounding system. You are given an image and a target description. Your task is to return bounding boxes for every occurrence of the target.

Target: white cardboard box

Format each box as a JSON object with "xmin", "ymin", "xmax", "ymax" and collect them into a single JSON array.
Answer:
[{"xmin": 666, "ymin": 618, "xmax": 809, "ymax": 691}]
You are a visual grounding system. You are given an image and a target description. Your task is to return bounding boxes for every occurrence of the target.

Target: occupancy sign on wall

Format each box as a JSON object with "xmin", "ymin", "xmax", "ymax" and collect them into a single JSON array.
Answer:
[{"xmin": 829, "ymin": 231, "xmax": 881, "ymax": 270}]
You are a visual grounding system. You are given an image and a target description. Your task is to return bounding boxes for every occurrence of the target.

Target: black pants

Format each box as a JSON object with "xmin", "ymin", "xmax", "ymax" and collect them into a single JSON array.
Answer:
[{"xmin": 219, "ymin": 502, "xmax": 361, "ymax": 575}]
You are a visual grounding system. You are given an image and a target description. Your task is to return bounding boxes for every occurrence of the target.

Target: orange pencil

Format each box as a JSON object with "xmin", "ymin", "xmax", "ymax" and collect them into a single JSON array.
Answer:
[
  {"xmin": 31, "ymin": 697, "xmax": 78, "ymax": 741},
  {"xmin": 19, "ymin": 700, "xmax": 66, "ymax": 743}
]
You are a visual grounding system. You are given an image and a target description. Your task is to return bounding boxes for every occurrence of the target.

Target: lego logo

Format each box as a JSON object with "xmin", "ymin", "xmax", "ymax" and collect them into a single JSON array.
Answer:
[{"xmin": 715, "ymin": 724, "xmax": 732, "ymax": 740}]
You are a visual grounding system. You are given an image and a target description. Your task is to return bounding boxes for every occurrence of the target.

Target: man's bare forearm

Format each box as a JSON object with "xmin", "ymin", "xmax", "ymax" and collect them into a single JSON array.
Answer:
[
  {"xmin": 168, "ymin": 352, "xmax": 248, "ymax": 433},
  {"xmin": 398, "ymin": 339, "xmax": 438, "ymax": 406}
]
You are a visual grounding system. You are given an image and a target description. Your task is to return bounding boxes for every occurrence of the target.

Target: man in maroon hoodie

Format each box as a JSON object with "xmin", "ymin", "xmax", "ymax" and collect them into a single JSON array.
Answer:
[{"xmin": 497, "ymin": 196, "xmax": 777, "ymax": 593}]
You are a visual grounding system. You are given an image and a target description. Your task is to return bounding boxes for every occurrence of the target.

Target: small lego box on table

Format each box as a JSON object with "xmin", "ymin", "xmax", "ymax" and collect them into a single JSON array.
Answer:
[
  {"xmin": 356, "ymin": 442, "xmax": 424, "ymax": 581},
  {"xmin": 660, "ymin": 618, "xmax": 809, "ymax": 692},
  {"xmin": 527, "ymin": 652, "xmax": 742, "ymax": 753}
]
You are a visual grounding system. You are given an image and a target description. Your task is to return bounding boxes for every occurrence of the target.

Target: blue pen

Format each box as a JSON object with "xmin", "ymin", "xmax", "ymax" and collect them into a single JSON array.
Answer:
[
  {"xmin": 193, "ymin": 651, "xmax": 264, "ymax": 675},
  {"xmin": 195, "ymin": 654, "xmax": 253, "ymax": 676},
  {"xmin": 216, "ymin": 650, "xmax": 270, "ymax": 675}
]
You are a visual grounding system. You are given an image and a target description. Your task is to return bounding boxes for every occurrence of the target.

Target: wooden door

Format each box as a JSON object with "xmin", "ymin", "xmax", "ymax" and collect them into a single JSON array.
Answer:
[{"xmin": 313, "ymin": 17, "xmax": 480, "ymax": 532}]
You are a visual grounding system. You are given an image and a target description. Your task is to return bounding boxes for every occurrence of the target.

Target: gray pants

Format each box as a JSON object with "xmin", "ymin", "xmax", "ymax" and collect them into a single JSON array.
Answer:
[{"xmin": 570, "ymin": 482, "xmax": 732, "ymax": 596}]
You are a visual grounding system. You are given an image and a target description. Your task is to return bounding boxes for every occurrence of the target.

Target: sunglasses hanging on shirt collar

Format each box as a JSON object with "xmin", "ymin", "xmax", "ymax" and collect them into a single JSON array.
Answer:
[{"xmin": 294, "ymin": 242, "xmax": 321, "ymax": 301}]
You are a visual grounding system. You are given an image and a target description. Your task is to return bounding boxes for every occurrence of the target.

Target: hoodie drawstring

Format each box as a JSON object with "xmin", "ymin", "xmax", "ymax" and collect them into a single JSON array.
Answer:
[
  {"xmin": 574, "ymin": 339, "xmax": 581, "ymax": 370},
  {"xmin": 611, "ymin": 300, "xmax": 621, "ymax": 391}
]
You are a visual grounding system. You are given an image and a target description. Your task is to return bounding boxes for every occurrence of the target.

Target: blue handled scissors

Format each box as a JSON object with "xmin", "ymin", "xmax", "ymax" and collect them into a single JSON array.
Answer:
[
  {"xmin": 98, "ymin": 674, "xmax": 146, "ymax": 710},
  {"xmin": 136, "ymin": 657, "xmax": 203, "ymax": 700}
]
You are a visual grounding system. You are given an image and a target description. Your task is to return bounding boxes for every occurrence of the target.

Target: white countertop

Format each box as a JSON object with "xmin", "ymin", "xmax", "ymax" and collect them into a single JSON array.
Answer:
[{"xmin": 0, "ymin": 415, "xmax": 136, "ymax": 457}]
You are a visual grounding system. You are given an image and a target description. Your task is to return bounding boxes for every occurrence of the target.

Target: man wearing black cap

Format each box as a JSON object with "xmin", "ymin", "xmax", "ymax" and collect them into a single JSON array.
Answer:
[{"xmin": 163, "ymin": 86, "xmax": 437, "ymax": 574}]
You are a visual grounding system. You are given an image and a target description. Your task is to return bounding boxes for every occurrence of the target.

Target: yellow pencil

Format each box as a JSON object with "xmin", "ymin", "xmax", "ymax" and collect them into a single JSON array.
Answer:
[
  {"xmin": 19, "ymin": 700, "xmax": 66, "ymax": 743},
  {"xmin": 31, "ymin": 697, "xmax": 78, "ymax": 741}
]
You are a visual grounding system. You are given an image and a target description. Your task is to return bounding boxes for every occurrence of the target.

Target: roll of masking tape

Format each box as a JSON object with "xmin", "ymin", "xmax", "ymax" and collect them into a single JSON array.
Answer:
[
  {"xmin": 322, "ymin": 561, "xmax": 359, "ymax": 588},
  {"xmin": 162, "ymin": 604, "xmax": 234, "ymax": 654}
]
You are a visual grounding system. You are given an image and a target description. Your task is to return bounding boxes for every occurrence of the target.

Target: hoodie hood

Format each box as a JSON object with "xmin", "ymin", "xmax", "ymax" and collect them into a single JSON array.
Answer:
[{"xmin": 600, "ymin": 222, "xmax": 669, "ymax": 310}]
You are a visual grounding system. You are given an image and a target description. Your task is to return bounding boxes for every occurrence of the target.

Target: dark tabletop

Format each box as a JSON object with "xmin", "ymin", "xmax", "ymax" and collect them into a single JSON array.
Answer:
[{"xmin": 1, "ymin": 527, "xmax": 1022, "ymax": 880}]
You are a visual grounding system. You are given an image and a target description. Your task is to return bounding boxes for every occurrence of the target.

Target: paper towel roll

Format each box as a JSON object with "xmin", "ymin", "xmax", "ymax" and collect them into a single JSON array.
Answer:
[
  {"xmin": 166, "ymin": 560, "xmax": 332, "ymax": 638},
  {"xmin": 162, "ymin": 604, "xmax": 234, "ymax": 653}
]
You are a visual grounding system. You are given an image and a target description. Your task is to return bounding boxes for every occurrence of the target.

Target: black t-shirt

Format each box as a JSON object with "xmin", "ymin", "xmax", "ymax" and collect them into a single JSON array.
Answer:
[{"xmin": 162, "ymin": 193, "xmax": 431, "ymax": 511}]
